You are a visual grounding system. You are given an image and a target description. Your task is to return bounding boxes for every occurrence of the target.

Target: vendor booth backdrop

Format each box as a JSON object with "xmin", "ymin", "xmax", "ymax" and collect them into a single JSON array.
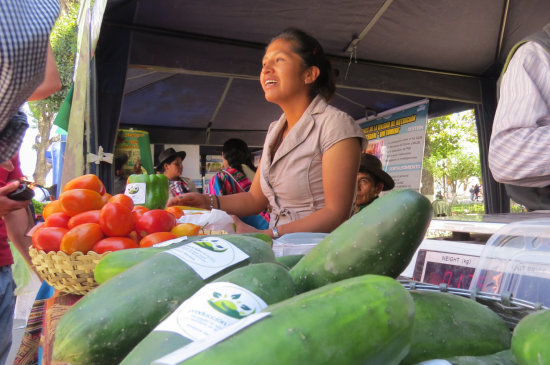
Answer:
[{"xmin": 63, "ymin": 0, "xmax": 550, "ymax": 214}]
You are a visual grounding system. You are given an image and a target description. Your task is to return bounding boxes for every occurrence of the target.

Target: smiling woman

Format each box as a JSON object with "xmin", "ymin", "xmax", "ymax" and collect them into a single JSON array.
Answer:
[{"xmin": 168, "ymin": 28, "xmax": 367, "ymax": 238}]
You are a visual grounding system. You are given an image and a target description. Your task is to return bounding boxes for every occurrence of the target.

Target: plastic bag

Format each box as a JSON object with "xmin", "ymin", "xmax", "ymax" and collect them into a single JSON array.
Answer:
[
  {"xmin": 272, "ymin": 232, "xmax": 328, "ymax": 257},
  {"xmin": 176, "ymin": 209, "xmax": 236, "ymax": 234}
]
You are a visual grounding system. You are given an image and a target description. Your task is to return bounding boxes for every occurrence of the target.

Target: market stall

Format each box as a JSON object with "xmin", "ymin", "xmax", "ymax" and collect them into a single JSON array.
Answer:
[
  {"xmin": 14, "ymin": 170, "xmax": 550, "ymax": 364},
  {"xmin": 12, "ymin": 0, "xmax": 550, "ymax": 363}
]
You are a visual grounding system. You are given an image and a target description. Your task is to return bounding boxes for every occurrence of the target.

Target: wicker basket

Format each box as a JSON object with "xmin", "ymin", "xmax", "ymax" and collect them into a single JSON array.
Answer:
[{"xmin": 29, "ymin": 247, "xmax": 108, "ymax": 295}]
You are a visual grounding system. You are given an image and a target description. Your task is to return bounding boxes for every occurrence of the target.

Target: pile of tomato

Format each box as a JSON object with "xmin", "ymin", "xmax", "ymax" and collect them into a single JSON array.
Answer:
[{"xmin": 32, "ymin": 174, "xmax": 200, "ymax": 254}]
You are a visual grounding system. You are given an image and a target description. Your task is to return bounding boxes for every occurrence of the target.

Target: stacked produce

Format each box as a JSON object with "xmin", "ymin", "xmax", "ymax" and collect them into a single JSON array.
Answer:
[
  {"xmin": 289, "ymin": 188, "xmax": 433, "ymax": 293},
  {"xmin": 120, "ymin": 262, "xmax": 297, "ymax": 365},
  {"xmin": 93, "ymin": 232, "xmax": 272, "ymax": 284},
  {"xmin": 32, "ymin": 174, "xmax": 201, "ymax": 254},
  {"xmin": 413, "ymin": 307, "xmax": 550, "ymax": 365},
  {"xmin": 401, "ymin": 291, "xmax": 511, "ymax": 364},
  {"xmin": 53, "ymin": 234, "xmax": 277, "ymax": 364},
  {"xmin": 50, "ymin": 188, "xmax": 545, "ymax": 364}
]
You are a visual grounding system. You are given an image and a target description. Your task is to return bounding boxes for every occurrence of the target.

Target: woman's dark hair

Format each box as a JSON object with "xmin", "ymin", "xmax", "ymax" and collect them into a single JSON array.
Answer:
[
  {"xmin": 155, "ymin": 155, "xmax": 177, "ymax": 173},
  {"xmin": 223, "ymin": 138, "xmax": 256, "ymax": 173},
  {"xmin": 270, "ymin": 28, "xmax": 336, "ymax": 101}
]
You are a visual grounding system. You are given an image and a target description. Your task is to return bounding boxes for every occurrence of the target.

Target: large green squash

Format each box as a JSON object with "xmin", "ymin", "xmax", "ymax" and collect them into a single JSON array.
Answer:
[
  {"xmin": 121, "ymin": 262, "xmax": 296, "ymax": 365},
  {"xmin": 290, "ymin": 189, "xmax": 432, "ymax": 293},
  {"xmin": 401, "ymin": 291, "xmax": 512, "ymax": 364},
  {"xmin": 156, "ymin": 275, "xmax": 415, "ymax": 365}
]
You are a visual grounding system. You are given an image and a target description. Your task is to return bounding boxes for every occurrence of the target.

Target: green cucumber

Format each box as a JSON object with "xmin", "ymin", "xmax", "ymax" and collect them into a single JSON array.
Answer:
[
  {"xmin": 401, "ymin": 291, "xmax": 511, "ymax": 365},
  {"xmin": 93, "ymin": 236, "xmax": 193, "ymax": 284},
  {"xmin": 94, "ymin": 233, "xmax": 272, "ymax": 284},
  {"xmin": 511, "ymin": 309, "xmax": 550, "ymax": 365},
  {"xmin": 290, "ymin": 189, "xmax": 432, "ymax": 293},
  {"xmin": 53, "ymin": 235, "xmax": 276, "ymax": 365},
  {"xmin": 414, "ymin": 349, "xmax": 517, "ymax": 365},
  {"xmin": 159, "ymin": 275, "xmax": 415, "ymax": 365},
  {"xmin": 120, "ymin": 262, "xmax": 296, "ymax": 365},
  {"xmin": 275, "ymin": 254, "xmax": 304, "ymax": 269}
]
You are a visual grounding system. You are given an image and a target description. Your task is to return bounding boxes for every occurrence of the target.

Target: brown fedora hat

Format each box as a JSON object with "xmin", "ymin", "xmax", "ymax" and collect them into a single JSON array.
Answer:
[
  {"xmin": 155, "ymin": 147, "xmax": 187, "ymax": 170},
  {"xmin": 359, "ymin": 153, "xmax": 395, "ymax": 191}
]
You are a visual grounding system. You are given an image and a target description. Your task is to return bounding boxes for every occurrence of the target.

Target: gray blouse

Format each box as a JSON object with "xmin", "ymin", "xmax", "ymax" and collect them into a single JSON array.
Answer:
[{"xmin": 260, "ymin": 95, "xmax": 367, "ymax": 227}]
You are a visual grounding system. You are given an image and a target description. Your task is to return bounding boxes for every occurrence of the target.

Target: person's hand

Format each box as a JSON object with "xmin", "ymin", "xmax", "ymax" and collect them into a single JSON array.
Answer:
[
  {"xmin": 166, "ymin": 192, "xmax": 209, "ymax": 209},
  {"xmin": 231, "ymin": 215, "xmax": 259, "ymax": 234},
  {"xmin": 0, "ymin": 181, "xmax": 32, "ymax": 217}
]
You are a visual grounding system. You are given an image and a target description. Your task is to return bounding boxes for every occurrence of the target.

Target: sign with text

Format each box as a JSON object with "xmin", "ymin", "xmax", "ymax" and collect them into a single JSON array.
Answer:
[
  {"xmin": 359, "ymin": 100, "xmax": 429, "ymax": 191},
  {"xmin": 414, "ymin": 249, "xmax": 479, "ymax": 290}
]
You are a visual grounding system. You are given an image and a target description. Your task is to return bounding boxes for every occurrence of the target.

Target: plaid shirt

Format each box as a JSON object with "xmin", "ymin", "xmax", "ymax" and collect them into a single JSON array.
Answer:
[{"xmin": 0, "ymin": 0, "xmax": 59, "ymax": 162}]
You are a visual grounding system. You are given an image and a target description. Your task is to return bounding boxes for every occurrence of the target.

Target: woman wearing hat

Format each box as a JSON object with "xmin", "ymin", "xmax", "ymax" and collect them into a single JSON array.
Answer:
[
  {"xmin": 354, "ymin": 153, "xmax": 395, "ymax": 213},
  {"xmin": 167, "ymin": 28, "xmax": 366, "ymax": 237},
  {"xmin": 155, "ymin": 147, "xmax": 197, "ymax": 198}
]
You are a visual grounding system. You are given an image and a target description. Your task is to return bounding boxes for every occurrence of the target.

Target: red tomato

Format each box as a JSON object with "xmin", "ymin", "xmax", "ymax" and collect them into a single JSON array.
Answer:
[
  {"xmin": 60, "ymin": 223, "xmax": 104, "ymax": 254},
  {"xmin": 92, "ymin": 237, "xmax": 139, "ymax": 253},
  {"xmin": 171, "ymin": 223, "xmax": 201, "ymax": 237},
  {"xmin": 42, "ymin": 200, "xmax": 63, "ymax": 220},
  {"xmin": 100, "ymin": 192, "xmax": 112, "ymax": 206},
  {"xmin": 127, "ymin": 231, "xmax": 140, "ymax": 243},
  {"xmin": 165, "ymin": 206, "xmax": 184, "ymax": 219},
  {"xmin": 99, "ymin": 202, "xmax": 134, "ymax": 237},
  {"xmin": 132, "ymin": 206, "xmax": 149, "ymax": 222},
  {"xmin": 109, "ymin": 194, "xmax": 134, "ymax": 211},
  {"xmin": 139, "ymin": 232, "xmax": 178, "ymax": 248},
  {"xmin": 43, "ymin": 212, "xmax": 71, "ymax": 229},
  {"xmin": 67, "ymin": 210, "xmax": 100, "ymax": 229},
  {"xmin": 136, "ymin": 209, "xmax": 176, "ymax": 237},
  {"xmin": 59, "ymin": 189, "xmax": 104, "ymax": 216},
  {"xmin": 32, "ymin": 227, "xmax": 68, "ymax": 252},
  {"xmin": 63, "ymin": 174, "xmax": 105, "ymax": 195}
]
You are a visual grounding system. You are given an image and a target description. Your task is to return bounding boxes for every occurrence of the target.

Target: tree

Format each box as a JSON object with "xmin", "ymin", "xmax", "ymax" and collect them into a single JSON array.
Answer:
[
  {"xmin": 28, "ymin": 0, "xmax": 79, "ymax": 186},
  {"xmin": 423, "ymin": 110, "xmax": 481, "ymax": 197}
]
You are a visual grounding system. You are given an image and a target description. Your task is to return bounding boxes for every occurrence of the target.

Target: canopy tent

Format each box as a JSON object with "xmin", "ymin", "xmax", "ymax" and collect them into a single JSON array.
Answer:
[{"xmin": 86, "ymin": 0, "xmax": 550, "ymax": 213}]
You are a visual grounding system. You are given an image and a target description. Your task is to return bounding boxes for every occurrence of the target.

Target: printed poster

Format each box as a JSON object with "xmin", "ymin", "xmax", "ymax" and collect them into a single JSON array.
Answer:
[{"xmin": 359, "ymin": 99, "xmax": 429, "ymax": 191}]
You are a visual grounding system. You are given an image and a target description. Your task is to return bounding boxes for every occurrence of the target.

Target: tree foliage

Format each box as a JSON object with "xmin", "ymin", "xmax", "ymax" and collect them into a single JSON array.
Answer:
[
  {"xmin": 424, "ymin": 110, "xmax": 481, "ymax": 196},
  {"xmin": 28, "ymin": 0, "xmax": 79, "ymax": 186}
]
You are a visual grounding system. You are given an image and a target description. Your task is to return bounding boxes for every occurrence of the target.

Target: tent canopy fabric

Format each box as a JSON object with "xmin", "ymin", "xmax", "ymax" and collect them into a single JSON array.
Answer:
[
  {"xmin": 97, "ymin": 0, "xmax": 550, "ymax": 146},
  {"xmin": 93, "ymin": 0, "xmax": 550, "ymax": 211}
]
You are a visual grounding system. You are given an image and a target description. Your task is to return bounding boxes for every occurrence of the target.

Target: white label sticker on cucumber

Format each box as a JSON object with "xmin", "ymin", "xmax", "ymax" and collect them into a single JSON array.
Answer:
[
  {"xmin": 152, "ymin": 237, "xmax": 188, "ymax": 248},
  {"xmin": 124, "ymin": 182, "xmax": 146, "ymax": 204},
  {"xmin": 154, "ymin": 282, "xmax": 268, "ymax": 341},
  {"xmin": 152, "ymin": 312, "xmax": 270, "ymax": 365},
  {"xmin": 164, "ymin": 237, "xmax": 249, "ymax": 279}
]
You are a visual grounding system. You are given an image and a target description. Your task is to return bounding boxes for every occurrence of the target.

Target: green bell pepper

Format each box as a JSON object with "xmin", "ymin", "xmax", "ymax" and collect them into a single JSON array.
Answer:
[{"xmin": 125, "ymin": 174, "xmax": 169, "ymax": 209}]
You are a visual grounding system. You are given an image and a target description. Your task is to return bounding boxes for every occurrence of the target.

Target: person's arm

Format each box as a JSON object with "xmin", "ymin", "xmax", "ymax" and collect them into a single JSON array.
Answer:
[
  {"xmin": 5, "ymin": 206, "xmax": 35, "ymax": 269},
  {"xmin": 216, "ymin": 166, "xmax": 270, "ymax": 215},
  {"xmin": 167, "ymin": 166, "xmax": 269, "ymax": 214},
  {"xmin": 27, "ymin": 44, "xmax": 62, "ymax": 101},
  {"xmin": 233, "ymin": 138, "xmax": 361, "ymax": 237},
  {"xmin": 489, "ymin": 42, "xmax": 550, "ymax": 187}
]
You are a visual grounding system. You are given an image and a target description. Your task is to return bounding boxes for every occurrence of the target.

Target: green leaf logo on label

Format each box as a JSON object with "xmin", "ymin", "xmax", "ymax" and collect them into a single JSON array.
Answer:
[
  {"xmin": 208, "ymin": 291, "xmax": 256, "ymax": 319},
  {"xmin": 127, "ymin": 184, "xmax": 139, "ymax": 194},
  {"xmin": 194, "ymin": 240, "xmax": 228, "ymax": 252}
]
